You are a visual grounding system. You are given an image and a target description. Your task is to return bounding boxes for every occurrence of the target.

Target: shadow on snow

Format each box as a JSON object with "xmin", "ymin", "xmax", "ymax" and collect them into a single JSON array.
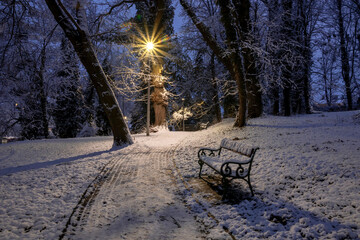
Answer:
[
  {"xmin": 188, "ymin": 176, "xmax": 358, "ymax": 239},
  {"xmin": 0, "ymin": 150, "xmax": 113, "ymax": 177}
]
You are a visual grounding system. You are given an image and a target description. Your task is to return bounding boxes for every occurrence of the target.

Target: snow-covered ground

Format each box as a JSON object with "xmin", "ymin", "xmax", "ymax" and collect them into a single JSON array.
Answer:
[{"xmin": 0, "ymin": 111, "xmax": 359, "ymax": 239}]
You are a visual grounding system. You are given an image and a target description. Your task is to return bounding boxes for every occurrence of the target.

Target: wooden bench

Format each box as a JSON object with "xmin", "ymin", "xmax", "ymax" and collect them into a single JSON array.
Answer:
[{"xmin": 197, "ymin": 138, "xmax": 259, "ymax": 196}]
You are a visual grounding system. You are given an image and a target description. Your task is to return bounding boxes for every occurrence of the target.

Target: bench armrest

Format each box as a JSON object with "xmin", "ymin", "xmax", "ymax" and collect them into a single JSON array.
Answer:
[
  {"xmin": 220, "ymin": 161, "xmax": 250, "ymax": 178},
  {"xmin": 198, "ymin": 147, "xmax": 221, "ymax": 159}
]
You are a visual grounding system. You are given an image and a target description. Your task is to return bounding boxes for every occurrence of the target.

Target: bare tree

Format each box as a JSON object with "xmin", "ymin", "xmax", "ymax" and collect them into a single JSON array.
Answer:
[
  {"xmin": 45, "ymin": 0, "xmax": 132, "ymax": 146},
  {"xmin": 0, "ymin": 0, "xmax": 52, "ymax": 139},
  {"xmin": 180, "ymin": 0, "xmax": 265, "ymax": 127}
]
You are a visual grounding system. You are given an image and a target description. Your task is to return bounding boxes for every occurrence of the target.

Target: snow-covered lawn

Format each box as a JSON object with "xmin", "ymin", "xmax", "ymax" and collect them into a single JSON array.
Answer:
[
  {"xmin": 0, "ymin": 137, "xmax": 115, "ymax": 239},
  {"xmin": 174, "ymin": 111, "xmax": 360, "ymax": 239},
  {"xmin": 0, "ymin": 111, "xmax": 359, "ymax": 239}
]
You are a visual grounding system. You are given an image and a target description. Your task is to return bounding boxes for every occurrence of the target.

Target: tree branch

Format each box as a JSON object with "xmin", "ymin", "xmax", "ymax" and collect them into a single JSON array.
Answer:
[
  {"xmin": 94, "ymin": 0, "xmax": 144, "ymax": 31},
  {"xmin": 57, "ymin": 0, "xmax": 82, "ymax": 31},
  {"xmin": 179, "ymin": 0, "xmax": 231, "ymax": 69}
]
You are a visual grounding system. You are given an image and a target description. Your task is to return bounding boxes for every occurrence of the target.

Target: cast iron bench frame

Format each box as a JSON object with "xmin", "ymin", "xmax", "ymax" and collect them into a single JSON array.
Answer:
[{"xmin": 197, "ymin": 138, "xmax": 259, "ymax": 196}]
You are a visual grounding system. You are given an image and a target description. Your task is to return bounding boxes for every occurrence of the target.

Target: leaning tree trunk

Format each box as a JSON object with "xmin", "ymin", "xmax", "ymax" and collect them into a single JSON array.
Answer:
[{"xmin": 45, "ymin": 0, "xmax": 132, "ymax": 146}]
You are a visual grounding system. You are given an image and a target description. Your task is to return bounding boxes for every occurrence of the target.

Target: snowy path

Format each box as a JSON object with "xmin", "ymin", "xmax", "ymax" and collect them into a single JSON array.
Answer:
[{"xmin": 63, "ymin": 133, "xmax": 207, "ymax": 239}]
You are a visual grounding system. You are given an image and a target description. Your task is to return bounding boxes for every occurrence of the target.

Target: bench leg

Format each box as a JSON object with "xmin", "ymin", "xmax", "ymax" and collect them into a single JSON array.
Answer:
[
  {"xmin": 198, "ymin": 160, "xmax": 204, "ymax": 178},
  {"xmin": 246, "ymin": 175, "xmax": 254, "ymax": 196}
]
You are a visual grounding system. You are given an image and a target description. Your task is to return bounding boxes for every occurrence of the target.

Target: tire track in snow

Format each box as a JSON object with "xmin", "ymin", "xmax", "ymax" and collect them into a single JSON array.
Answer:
[
  {"xmin": 80, "ymin": 156, "xmax": 130, "ymax": 229},
  {"xmin": 59, "ymin": 155, "xmax": 118, "ymax": 239},
  {"xmin": 65, "ymin": 146, "xmax": 204, "ymax": 239}
]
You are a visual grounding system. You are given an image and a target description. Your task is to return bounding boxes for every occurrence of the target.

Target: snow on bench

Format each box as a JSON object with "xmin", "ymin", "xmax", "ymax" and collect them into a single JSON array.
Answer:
[
  {"xmin": 197, "ymin": 138, "xmax": 259, "ymax": 196},
  {"xmin": 198, "ymin": 122, "xmax": 209, "ymax": 130}
]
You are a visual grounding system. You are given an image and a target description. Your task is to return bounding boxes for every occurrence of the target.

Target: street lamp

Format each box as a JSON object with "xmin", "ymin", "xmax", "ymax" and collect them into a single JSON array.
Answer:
[
  {"xmin": 182, "ymin": 98, "xmax": 185, "ymax": 131},
  {"xmin": 146, "ymin": 41, "xmax": 154, "ymax": 136},
  {"xmin": 146, "ymin": 42, "xmax": 154, "ymax": 51}
]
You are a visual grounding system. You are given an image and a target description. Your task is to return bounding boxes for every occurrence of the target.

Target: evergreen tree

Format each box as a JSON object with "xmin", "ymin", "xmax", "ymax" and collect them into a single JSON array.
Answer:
[
  {"xmin": 52, "ymin": 37, "xmax": 85, "ymax": 138},
  {"xmin": 19, "ymin": 55, "xmax": 48, "ymax": 139}
]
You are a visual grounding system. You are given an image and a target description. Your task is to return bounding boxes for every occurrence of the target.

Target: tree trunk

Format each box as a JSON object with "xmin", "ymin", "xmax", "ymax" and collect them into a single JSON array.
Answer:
[
  {"xmin": 232, "ymin": 67, "xmax": 247, "ymax": 127},
  {"xmin": 272, "ymin": 84, "xmax": 280, "ymax": 115},
  {"xmin": 303, "ymin": 37, "xmax": 312, "ymax": 114},
  {"xmin": 283, "ymin": 77, "xmax": 292, "ymax": 116},
  {"xmin": 38, "ymin": 45, "xmax": 49, "ymax": 138},
  {"xmin": 218, "ymin": 0, "xmax": 247, "ymax": 127},
  {"xmin": 299, "ymin": 1, "xmax": 312, "ymax": 114},
  {"xmin": 337, "ymin": 0, "xmax": 353, "ymax": 110},
  {"xmin": 243, "ymin": 48, "xmax": 263, "ymax": 118},
  {"xmin": 210, "ymin": 53, "xmax": 222, "ymax": 123},
  {"xmin": 146, "ymin": 0, "xmax": 170, "ymax": 129},
  {"xmin": 233, "ymin": 0, "xmax": 263, "ymax": 118},
  {"xmin": 45, "ymin": 0, "xmax": 132, "ymax": 146},
  {"xmin": 302, "ymin": 67, "xmax": 311, "ymax": 113},
  {"xmin": 281, "ymin": 0, "xmax": 293, "ymax": 116},
  {"xmin": 151, "ymin": 61, "xmax": 168, "ymax": 127}
]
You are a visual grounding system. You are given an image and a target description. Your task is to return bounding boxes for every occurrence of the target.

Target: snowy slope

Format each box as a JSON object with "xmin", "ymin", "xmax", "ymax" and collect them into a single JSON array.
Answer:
[
  {"xmin": 0, "ymin": 111, "xmax": 359, "ymax": 239},
  {"xmin": 173, "ymin": 111, "xmax": 360, "ymax": 239}
]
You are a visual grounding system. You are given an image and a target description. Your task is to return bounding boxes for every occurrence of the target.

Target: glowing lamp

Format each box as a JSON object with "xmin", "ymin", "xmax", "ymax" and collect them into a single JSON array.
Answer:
[{"xmin": 146, "ymin": 42, "xmax": 154, "ymax": 51}]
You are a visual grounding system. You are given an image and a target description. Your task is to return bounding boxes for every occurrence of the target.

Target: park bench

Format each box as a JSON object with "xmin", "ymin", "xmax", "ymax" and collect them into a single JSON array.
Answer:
[
  {"xmin": 198, "ymin": 122, "xmax": 209, "ymax": 130},
  {"xmin": 197, "ymin": 138, "xmax": 259, "ymax": 196}
]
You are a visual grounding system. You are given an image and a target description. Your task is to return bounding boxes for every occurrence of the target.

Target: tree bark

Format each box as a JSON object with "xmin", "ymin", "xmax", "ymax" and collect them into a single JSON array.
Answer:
[
  {"xmin": 38, "ymin": 45, "xmax": 49, "ymax": 138},
  {"xmin": 217, "ymin": 0, "xmax": 247, "ymax": 126},
  {"xmin": 337, "ymin": 0, "xmax": 353, "ymax": 110},
  {"xmin": 302, "ymin": 36, "xmax": 312, "ymax": 114},
  {"xmin": 267, "ymin": 0, "xmax": 280, "ymax": 115},
  {"xmin": 233, "ymin": 0, "xmax": 263, "ymax": 118},
  {"xmin": 271, "ymin": 84, "xmax": 280, "ymax": 115},
  {"xmin": 281, "ymin": 0, "xmax": 293, "ymax": 116},
  {"xmin": 45, "ymin": 0, "xmax": 133, "ymax": 146},
  {"xmin": 299, "ymin": 0, "xmax": 312, "ymax": 114},
  {"xmin": 151, "ymin": 61, "xmax": 168, "ymax": 127},
  {"xmin": 150, "ymin": 0, "xmax": 169, "ymax": 128},
  {"xmin": 210, "ymin": 53, "xmax": 222, "ymax": 123}
]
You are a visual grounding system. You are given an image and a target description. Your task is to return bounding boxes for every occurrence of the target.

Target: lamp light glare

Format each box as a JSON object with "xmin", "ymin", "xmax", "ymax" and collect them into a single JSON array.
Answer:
[{"xmin": 146, "ymin": 42, "xmax": 154, "ymax": 51}]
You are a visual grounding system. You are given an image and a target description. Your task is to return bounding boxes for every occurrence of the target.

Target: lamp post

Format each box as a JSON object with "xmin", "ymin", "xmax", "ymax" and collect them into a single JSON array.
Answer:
[
  {"xmin": 182, "ymin": 98, "xmax": 185, "ymax": 131},
  {"xmin": 146, "ymin": 42, "xmax": 154, "ymax": 136}
]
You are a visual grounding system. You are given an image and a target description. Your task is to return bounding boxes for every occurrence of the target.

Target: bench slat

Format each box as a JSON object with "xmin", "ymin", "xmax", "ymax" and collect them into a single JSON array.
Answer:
[{"xmin": 220, "ymin": 138, "xmax": 256, "ymax": 157}]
